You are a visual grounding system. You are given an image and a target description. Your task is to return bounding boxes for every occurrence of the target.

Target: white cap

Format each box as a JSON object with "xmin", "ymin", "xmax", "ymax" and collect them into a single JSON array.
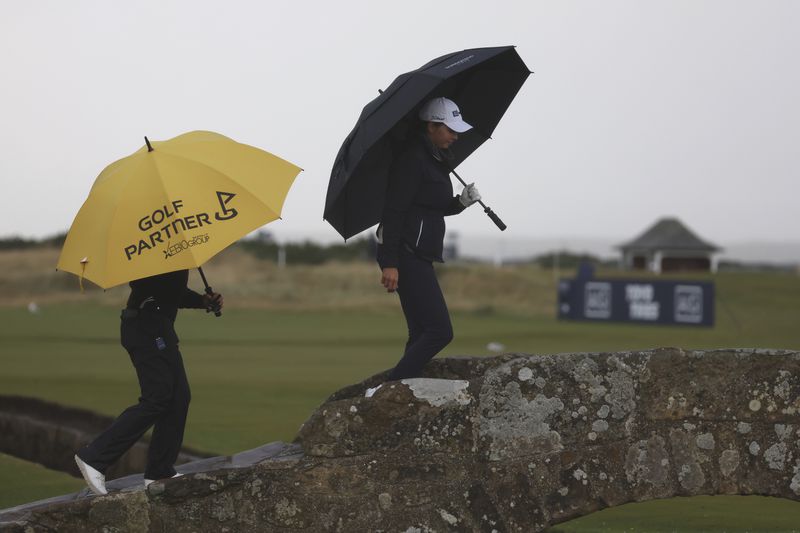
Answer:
[{"xmin": 418, "ymin": 97, "xmax": 472, "ymax": 133}]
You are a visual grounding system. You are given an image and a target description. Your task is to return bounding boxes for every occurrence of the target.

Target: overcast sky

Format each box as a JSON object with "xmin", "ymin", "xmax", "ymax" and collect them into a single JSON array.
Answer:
[{"xmin": 2, "ymin": 1, "xmax": 798, "ymax": 254}]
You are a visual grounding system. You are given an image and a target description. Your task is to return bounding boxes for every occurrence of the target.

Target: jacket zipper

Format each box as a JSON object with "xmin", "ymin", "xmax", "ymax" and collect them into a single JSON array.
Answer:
[{"xmin": 415, "ymin": 219, "xmax": 424, "ymax": 247}]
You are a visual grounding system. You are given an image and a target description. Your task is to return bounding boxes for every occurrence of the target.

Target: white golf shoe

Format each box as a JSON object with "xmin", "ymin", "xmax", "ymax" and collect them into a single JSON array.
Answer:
[
  {"xmin": 144, "ymin": 472, "xmax": 183, "ymax": 488},
  {"xmin": 74, "ymin": 454, "xmax": 107, "ymax": 495},
  {"xmin": 364, "ymin": 384, "xmax": 383, "ymax": 398}
]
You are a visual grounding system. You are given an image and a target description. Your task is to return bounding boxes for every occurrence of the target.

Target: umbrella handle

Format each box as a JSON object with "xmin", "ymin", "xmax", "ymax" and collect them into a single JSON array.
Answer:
[
  {"xmin": 197, "ymin": 267, "xmax": 222, "ymax": 317},
  {"xmin": 449, "ymin": 168, "xmax": 508, "ymax": 232},
  {"xmin": 484, "ymin": 206, "xmax": 507, "ymax": 231}
]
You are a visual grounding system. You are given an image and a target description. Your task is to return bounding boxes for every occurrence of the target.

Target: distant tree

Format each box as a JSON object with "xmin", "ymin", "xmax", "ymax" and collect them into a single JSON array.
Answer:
[
  {"xmin": 0, "ymin": 232, "xmax": 66, "ymax": 250},
  {"xmin": 237, "ymin": 237, "xmax": 374, "ymax": 265},
  {"xmin": 41, "ymin": 232, "xmax": 67, "ymax": 248},
  {"xmin": 718, "ymin": 260, "xmax": 796, "ymax": 273},
  {"xmin": 533, "ymin": 251, "xmax": 616, "ymax": 269},
  {"xmin": 0, "ymin": 237, "xmax": 36, "ymax": 250}
]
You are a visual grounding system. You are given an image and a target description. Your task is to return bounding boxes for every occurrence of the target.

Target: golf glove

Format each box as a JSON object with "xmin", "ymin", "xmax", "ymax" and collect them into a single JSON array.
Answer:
[{"xmin": 458, "ymin": 183, "xmax": 482, "ymax": 207}]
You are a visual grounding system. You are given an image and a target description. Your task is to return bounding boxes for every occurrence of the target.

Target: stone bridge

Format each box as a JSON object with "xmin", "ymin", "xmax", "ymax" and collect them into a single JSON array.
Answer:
[{"xmin": 1, "ymin": 348, "xmax": 799, "ymax": 532}]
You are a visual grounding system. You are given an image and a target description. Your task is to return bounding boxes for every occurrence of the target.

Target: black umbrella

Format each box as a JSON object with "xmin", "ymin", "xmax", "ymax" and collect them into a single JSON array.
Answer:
[{"xmin": 324, "ymin": 46, "xmax": 532, "ymax": 239}]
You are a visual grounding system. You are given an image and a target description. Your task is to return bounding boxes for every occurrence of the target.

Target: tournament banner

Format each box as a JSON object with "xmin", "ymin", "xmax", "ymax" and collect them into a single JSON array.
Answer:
[{"xmin": 558, "ymin": 277, "xmax": 715, "ymax": 327}]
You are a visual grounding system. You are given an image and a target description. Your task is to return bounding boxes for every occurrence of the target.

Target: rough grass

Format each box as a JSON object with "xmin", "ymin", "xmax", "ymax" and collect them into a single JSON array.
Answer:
[{"xmin": 0, "ymin": 246, "xmax": 557, "ymax": 314}]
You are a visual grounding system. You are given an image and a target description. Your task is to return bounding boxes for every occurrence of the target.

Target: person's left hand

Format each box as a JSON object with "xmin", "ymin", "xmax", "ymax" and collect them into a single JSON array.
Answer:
[
  {"xmin": 203, "ymin": 292, "xmax": 224, "ymax": 311},
  {"xmin": 381, "ymin": 267, "xmax": 399, "ymax": 292}
]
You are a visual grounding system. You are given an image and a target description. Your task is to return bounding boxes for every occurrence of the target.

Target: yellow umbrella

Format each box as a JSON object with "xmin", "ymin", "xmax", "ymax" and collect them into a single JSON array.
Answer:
[{"xmin": 58, "ymin": 130, "xmax": 302, "ymax": 292}]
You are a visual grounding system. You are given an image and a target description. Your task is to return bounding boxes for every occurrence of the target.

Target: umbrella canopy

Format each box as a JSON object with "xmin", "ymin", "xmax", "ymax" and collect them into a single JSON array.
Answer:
[
  {"xmin": 58, "ymin": 130, "xmax": 302, "ymax": 289},
  {"xmin": 324, "ymin": 46, "xmax": 531, "ymax": 239}
]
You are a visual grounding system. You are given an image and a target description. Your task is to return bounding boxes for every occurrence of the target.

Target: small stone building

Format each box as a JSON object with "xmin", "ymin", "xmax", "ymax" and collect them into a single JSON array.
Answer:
[{"xmin": 618, "ymin": 217, "xmax": 721, "ymax": 273}]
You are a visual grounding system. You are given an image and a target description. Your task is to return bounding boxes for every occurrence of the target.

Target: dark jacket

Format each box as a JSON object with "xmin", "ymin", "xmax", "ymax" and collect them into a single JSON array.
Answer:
[
  {"xmin": 123, "ymin": 269, "xmax": 205, "ymax": 350},
  {"xmin": 377, "ymin": 135, "xmax": 465, "ymax": 268},
  {"xmin": 126, "ymin": 270, "xmax": 205, "ymax": 323}
]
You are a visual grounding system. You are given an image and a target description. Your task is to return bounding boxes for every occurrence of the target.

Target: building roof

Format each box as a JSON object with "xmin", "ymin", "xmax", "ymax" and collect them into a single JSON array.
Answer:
[{"xmin": 618, "ymin": 217, "xmax": 720, "ymax": 252}]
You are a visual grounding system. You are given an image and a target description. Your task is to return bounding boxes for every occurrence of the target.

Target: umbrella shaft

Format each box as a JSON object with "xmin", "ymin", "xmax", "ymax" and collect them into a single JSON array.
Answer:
[
  {"xmin": 197, "ymin": 267, "xmax": 222, "ymax": 317},
  {"xmin": 198, "ymin": 266, "xmax": 211, "ymax": 291}
]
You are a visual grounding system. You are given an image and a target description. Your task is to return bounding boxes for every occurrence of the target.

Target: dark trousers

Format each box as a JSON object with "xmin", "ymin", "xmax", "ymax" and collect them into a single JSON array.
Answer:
[
  {"xmin": 388, "ymin": 247, "xmax": 454, "ymax": 381},
  {"xmin": 78, "ymin": 313, "xmax": 190, "ymax": 480}
]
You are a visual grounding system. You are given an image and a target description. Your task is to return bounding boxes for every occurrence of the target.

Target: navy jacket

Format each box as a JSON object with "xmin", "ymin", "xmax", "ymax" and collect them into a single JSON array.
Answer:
[
  {"xmin": 377, "ymin": 135, "xmax": 465, "ymax": 268},
  {"xmin": 126, "ymin": 270, "xmax": 205, "ymax": 323}
]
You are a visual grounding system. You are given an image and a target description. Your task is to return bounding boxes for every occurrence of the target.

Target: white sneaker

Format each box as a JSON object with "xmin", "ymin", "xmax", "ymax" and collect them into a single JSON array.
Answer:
[
  {"xmin": 74, "ymin": 454, "xmax": 107, "ymax": 495},
  {"xmin": 144, "ymin": 472, "xmax": 183, "ymax": 488},
  {"xmin": 365, "ymin": 384, "xmax": 383, "ymax": 398}
]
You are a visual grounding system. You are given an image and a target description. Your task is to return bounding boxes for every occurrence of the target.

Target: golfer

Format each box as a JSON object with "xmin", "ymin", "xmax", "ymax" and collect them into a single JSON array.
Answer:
[
  {"xmin": 74, "ymin": 269, "xmax": 222, "ymax": 494},
  {"xmin": 368, "ymin": 97, "xmax": 481, "ymax": 396}
]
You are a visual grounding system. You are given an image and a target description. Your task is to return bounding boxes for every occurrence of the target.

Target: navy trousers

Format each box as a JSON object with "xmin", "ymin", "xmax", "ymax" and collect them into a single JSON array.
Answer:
[
  {"xmin": 388, "ymin": 247, "xmax": 454, "ymax": 381},
  {"xmin": 78, "ymin": 312, "xmax": 190, "ymax": 480}
]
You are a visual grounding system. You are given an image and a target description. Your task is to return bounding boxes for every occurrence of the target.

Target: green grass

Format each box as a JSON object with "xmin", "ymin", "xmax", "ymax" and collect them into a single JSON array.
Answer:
[
  {"xmin": 0, "ymin": 453, "xmax": 85, "ymax": 510},
  {"xmin": 547, "ymin": 495, "xmax": 800, "ymax": 532},
  {"xmin": 1, "ymin": 269, "xmax": 799, "ymax": 528}
]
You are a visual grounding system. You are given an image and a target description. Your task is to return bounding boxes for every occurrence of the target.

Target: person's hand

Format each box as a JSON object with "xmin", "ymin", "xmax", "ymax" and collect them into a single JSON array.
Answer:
[
  {"xmin": 203, "ymin": 292, "xmax": 224, "ymax": 311},
  {"xmin": 458, "ymin": 182, "xmax": 482, "ymax": 207},
  {"xmin": 381, "ymin": 267, "xmax": 399, "ymax": 292}
]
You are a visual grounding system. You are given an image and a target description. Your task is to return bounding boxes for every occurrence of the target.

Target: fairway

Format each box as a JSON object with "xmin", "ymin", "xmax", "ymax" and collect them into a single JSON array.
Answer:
[{"xmin": 1, "ymin": 265, "xmax": 799, "ymax": 530}]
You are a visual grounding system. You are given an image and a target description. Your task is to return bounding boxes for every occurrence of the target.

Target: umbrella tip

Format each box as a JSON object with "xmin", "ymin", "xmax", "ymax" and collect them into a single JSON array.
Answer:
[
  {"xmin": 145, "ymin": 136, "xmax": 153, "ymax": 152},
  {"xmin": 378, "ymin": 89, "xmax": 383, "ymax": 94}
]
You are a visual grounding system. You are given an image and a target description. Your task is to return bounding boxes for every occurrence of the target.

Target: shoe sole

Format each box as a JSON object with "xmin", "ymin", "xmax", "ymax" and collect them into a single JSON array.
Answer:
[
  {"xmin": 144, "ymin": 473, "xmax": 183, "ymax": 489},
  {"xmin": 74, "ymin": 455, "xmax": 107, "ymax": 495}
]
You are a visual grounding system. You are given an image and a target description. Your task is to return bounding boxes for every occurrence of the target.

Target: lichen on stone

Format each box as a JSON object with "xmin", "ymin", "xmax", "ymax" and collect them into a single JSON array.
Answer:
[
  {"xmin": 764, "ymin": 442, "xmax": 788, "ymax": 470},
  {"xmin": 518, "ymin": 367, "xmax": 534, "ymax": 382},
  {"xmin": 749, "ymin": 441, "xmax": 761, "ymax": 456},
  {"xmin": 791, "ymin": 461, "xmax": 800, "ymax": 495},
  {"xmin": 625, "ymin": 435, "xmax": 671, "ymax": 494},
  {"xmin": 402, "ymin": 378, "xmax": 471, "ymax": 407},
  {"xmin": 696, "ymin": 433, "xmax": 715, "ymax": 450},
  {"xmin": 605, "ymin": 361, "xmax": 638, "ymax": 420},
  {"xmin": 478, "ymin": 369, "xmax": 565, "ymax": 460},
  {"xmin": 719, "ymin": 449, "xmax": 740, "ymax": 478}
]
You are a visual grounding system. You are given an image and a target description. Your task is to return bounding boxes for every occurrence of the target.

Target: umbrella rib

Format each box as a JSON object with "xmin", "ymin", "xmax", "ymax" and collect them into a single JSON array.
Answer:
[
  {"xmin": 356, "ymin": 48, "xmax": 473, "ymax": 122},
  {"xmin": 104, "ymin": 153, "xmax": 161, "ymax": 288}
]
